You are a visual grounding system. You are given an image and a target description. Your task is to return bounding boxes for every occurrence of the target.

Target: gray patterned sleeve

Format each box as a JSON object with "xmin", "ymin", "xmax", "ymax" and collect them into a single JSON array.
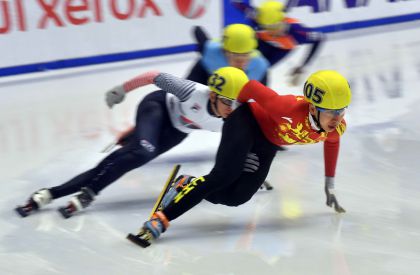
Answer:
[{"xmin": 153, "ymin": 73, "xmax": 196, "ymax": 102}]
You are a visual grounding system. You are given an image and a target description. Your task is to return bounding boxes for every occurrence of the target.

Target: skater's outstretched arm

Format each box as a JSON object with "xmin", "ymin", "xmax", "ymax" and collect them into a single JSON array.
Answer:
[{"xmin": 105, "ymin": 72, "xmax": 198, "ymax": 108}]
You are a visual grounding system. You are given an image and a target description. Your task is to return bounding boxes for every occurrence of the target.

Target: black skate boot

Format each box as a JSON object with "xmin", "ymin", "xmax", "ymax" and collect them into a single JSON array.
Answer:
[
  {"xmin": 15, "ymin": 188, "xmax": 52, "ymax": 217},
  {"xmin": 260, "ymin": 181, "xmax": 274, "ymax": 190},
  {"xmin": 58, "ymin": 187, "xmax": 95, "ymax": 219},
  {"xmin": 159, "ymin": 175, "xmax": 195, "ymax": 210}
]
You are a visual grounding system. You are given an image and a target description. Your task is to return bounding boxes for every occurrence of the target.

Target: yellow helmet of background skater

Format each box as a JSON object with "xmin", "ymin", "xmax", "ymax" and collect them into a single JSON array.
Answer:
[
  {"xmin": 256, "ymin": 1, "xmax": 285, "ymax": 26},
  {"xmin": 208, "ymin": 67, "xmax": 249, "ymax": 100},
  {"xmin": 222, "ymin": 24, "xmax": 257, "ymax": 54},
  {"xmin": 303, "ymin": 70, "xmax": 352, "ymax": 110}
]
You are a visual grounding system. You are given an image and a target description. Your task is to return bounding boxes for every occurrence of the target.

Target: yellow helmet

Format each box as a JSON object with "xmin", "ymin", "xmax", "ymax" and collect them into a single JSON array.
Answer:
[
  {"xmin": 303, "ymin": 70, "xmax": 352, "ymax": 110},
  {"xmin": 222, "ymin": 24, "xmax": 257, "ymax": 54},
  {"xmin": 256, "ymin": 1, "xmax": 285, "ymax": 26},
  {"xmin": 207, "ymin": 67, "xmax": 249, "ymax": 100}
]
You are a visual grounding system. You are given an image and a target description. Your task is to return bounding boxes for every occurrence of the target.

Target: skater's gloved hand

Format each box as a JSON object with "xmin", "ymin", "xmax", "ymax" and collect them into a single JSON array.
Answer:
[
  {"xmin": 230, "ymin": 0, "xmax": 256, "ymax": 19},
  {"xmin": 116, "ymin": 126, "xmax": 135, "ymax": 146},
  {"xmin": 324, "ymin": 177, "xmax": 346, "ymax": 213},
  {"xmin": 105, "ymin": 85, "xmax": 126, "ymax": 108}
]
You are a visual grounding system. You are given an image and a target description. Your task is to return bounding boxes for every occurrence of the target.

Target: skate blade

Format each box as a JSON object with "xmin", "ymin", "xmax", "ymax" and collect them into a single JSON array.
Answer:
[
  {"xmin": 15, "ymin": 206, "xmax": 30, "ymax": 217},
  {"xmin": 58, "ymin": 207, "xmax": 73, "ymax": 219},
  {"xmin": 101, "ymin": 141, "xmax": 117, "ymax": 153},
  {"xmin": 126, "ymin": 233, "xmax": 152, "ymax": 248}
]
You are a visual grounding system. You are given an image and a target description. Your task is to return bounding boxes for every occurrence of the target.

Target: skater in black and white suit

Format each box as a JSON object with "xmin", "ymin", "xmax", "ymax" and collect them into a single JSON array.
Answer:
[{"xmin": 16, "ymin": 67, "xmax": 250, "ymax": 218}]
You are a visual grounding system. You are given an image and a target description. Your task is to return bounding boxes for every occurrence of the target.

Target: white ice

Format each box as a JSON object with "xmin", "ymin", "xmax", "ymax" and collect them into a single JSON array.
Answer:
[{"xmin": 1, "ymin": 25, "xmax": 420, "ymax": 275}]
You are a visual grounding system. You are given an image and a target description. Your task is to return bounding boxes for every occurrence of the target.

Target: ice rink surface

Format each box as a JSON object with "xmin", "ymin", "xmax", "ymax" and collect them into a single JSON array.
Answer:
[{"xmin": 1, "ymin": 25, "xmax": 420, "ymax": 275}]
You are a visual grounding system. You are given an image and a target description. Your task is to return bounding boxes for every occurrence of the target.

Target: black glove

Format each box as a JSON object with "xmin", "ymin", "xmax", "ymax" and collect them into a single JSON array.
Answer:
[
  {"xmin": 289, "ymin": 66, "xmax": 304, "ymax": 86},
  {"xmin": 291, "ymin": 66, "xmax": 304, "ymax": 76},
  {"xmin": 230, "ymin": 1, "xmax": 257, "ymax": 19},
  {"xmin": 116, "ymin": 127, "xmax": 135, "ymax": 146},
  {"xmin": 324, "ymin": 177, "xmax": 345, "ymax": 213}
]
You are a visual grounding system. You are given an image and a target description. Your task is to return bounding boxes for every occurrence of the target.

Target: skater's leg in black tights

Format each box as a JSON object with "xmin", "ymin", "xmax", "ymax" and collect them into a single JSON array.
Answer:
[{"xmin": 49, "ymin": 91, "xmax": 187, "ymax": 199}]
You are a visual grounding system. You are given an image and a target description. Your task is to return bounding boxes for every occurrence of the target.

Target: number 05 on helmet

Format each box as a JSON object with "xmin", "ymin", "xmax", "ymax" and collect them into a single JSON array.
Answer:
[{"xmin": 303, "ymin": 70, "xmax": 352, "ymax": 110}]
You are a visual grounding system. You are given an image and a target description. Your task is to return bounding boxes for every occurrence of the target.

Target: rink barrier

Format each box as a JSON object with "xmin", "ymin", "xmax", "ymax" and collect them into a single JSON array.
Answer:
[
  {"xmin": 1, "ymin": 12, "xmax": 420, "ymax": 78},
  {"xmin": 315, "ymin": 12, "xmax": 420, "ymax": 33}
]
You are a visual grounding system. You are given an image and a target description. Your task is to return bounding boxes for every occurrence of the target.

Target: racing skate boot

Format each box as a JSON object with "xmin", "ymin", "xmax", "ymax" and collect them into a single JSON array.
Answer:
[
  {"xmin": 260, "ymin": 181, "xmax": 274, "ymax": 190},
  {"xmin": 159, "ymin": 175, "xmax": 195, "ymax": 210},
  {"xmin": 15, "ymin": 188, "xmax": 53, "ymax": 217},
  {"xmin": 127, "ymin": 211, "xmax": 169, "ymax": 248},
  {"xmin": 58, "ymin": 187, "xmax": 95, "ymax": 219}
]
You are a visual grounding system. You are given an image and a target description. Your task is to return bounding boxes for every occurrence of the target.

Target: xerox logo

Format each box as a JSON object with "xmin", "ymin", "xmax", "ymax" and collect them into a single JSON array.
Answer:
[
  {"xmin": 0, "ymin": 0, "xmax": 209, "ymax": 34},
  {"xmin": 174, "ymin": 0, "xmax": 209, "ymax": 19},
  {"xmin": 0, "ymin": 0, "xmax": 162, "ymax": 34}
]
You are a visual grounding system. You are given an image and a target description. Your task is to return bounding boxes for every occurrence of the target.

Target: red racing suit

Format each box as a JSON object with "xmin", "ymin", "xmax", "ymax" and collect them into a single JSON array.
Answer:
[{"xmin": 238, "ymin": 80, "xmax": 346, "ymax": 177}]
